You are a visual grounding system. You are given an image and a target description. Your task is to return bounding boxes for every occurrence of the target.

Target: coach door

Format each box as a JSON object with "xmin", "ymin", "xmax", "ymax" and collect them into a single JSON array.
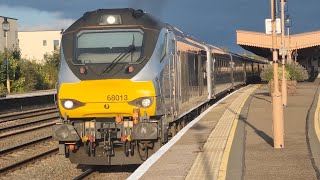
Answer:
[{"xmin": 168, "ymin": 32, "xmax": 179, "ymax": 117}]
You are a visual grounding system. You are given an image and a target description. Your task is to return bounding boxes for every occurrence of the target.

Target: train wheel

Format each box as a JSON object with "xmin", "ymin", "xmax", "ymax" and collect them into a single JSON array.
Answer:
[
  {"xmin": 65, "ymin": 145, "xmax": 70, "ymax": 158},
  {"xmin": 90, "ymin": 142, "xmax": 96, "ymax": 157},
  {"xmin": 124, "ymin": 141, "xmax": 129, "ymax": 157},
  {"xmin": 130, "ymin": 142, "xmax": 135, "ymax": 156},
  {"xmin": 137, "ymin": 142, "xmax": 148, "ymax": 161},
  {"xmin": 87, "ymin": 142, "xmax": 92, "ymax": 157},
  {"xmin": 84, "ymin": 141, "xmax": 90, "ymax": 156}
]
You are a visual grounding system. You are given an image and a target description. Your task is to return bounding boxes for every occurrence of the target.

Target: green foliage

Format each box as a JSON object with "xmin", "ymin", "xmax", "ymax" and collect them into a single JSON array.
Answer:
[
  {"xmin": 42, "ymin": 50, "xmax": 60, "ymax": 89},
  {"xmin": 260, "ymin": 65, "xmax": 275, "ymax": 82},
  {"xmin": 0, "ymin": 49, "xmax": 60, "ymax": 93},
  {"xmin": 260, "ymin": 62, "xmax": 309, "ymax": 82},
  {"xmin": 285, "ymin": 62, "xmax": 309, "ymax": 81},
  {"xmin": 0, "ymin": 83, "xmax": 5, "ymax": 94}
]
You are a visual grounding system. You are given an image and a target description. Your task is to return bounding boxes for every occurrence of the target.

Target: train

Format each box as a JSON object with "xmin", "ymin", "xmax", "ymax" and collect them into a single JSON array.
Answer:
[{"xmin": 53, "ymin": 8, "xmax": 266, "ymax": 165}]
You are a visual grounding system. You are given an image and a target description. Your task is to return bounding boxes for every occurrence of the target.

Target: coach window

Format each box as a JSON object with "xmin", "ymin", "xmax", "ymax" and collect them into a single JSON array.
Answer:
[{"xmin": 43, "ymin": 40, "xmax": 47, "ymax": 46}]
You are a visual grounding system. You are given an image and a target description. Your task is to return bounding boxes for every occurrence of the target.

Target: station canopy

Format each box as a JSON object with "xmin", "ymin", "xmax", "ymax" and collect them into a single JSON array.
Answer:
[{"xmin": 237, "ymin": 30, "xmax": 320, "ymax": 61}]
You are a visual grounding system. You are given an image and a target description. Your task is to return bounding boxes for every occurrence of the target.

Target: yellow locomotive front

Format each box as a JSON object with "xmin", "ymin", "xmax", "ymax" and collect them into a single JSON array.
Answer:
[
  {"xmin": 58, "ymin": 80, "xmax": 156, "ymax": 119},
  {"xmin": 53, "ymin": 9, "xmax": 166, "ymax": 165}
]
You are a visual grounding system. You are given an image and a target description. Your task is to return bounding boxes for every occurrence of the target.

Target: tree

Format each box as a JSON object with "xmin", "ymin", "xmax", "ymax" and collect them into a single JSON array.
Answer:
[{"xmin": 42, "ymin": 50, "xmax": 60, "ymax": 89}]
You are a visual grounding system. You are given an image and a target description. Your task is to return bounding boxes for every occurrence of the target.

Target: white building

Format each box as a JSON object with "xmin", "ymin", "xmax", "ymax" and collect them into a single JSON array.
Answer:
[
  {"xmin": 0, "ymin": 16, "xmax": 18, "ymax": 52},
  {"xmin": 18, "ymin": 30, "xmax": 62, "ymax": 63}
]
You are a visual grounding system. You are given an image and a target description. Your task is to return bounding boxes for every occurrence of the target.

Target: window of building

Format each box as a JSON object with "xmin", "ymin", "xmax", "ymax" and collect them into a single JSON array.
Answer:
[
  {"xmin": 43, "ymin": 40, "xmax": 47, "ymax": 46},
  {"xmin": 53, "ymin": 40, "xmax": 59, "ymax": 50}
]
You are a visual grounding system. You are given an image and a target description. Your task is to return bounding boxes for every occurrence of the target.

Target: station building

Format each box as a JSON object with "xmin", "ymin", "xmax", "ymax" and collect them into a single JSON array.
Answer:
[
  {"xmin": 237, "ymin": 30, "xmax": 320, "ymax": 79},
  {"xmin": 18, "ymin": 30, "xmax": 62, "ymax": 63},
  {"xmin": 0, "ymin": 16, "xmax": 18, "ymax": 52}
]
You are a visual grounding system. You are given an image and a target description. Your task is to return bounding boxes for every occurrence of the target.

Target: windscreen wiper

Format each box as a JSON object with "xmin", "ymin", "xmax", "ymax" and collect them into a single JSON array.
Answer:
[{"xmin": 100, "ymin": 44, "xmax": 136, "ymax": 74}]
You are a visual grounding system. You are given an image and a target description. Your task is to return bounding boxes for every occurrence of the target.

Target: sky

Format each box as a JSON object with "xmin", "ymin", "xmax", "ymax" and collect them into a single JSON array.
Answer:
[{"xmin": 0, "ymin": 0, "xmax": 319, "ymax": 53}]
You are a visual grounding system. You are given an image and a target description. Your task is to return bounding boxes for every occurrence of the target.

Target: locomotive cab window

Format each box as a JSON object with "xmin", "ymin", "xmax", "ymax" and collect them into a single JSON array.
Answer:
[{"xmin": 75, "ymin": 29, "xmax": 144, "ymax": 64}]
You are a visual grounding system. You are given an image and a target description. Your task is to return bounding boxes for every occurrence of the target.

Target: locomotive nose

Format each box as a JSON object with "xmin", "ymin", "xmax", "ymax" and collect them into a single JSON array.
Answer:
[{"xmin": 58, "ymin": 79, "xmax": 156, "ymax": 118}]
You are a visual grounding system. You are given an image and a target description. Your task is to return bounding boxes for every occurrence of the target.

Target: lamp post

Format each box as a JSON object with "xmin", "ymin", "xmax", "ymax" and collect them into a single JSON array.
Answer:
[
  {"xmin": 271, "ymin": 0, "xmax": 284, "ymax": 148},
  {"xmin": 286, "ymin": 15, "xmax": 292, "ymax": 63},
  {"xmin": 281, "ymin": 0, "xmax": 287, "ymax": 106},
  {"xmin": 2, "ymin": 18, "xmax": 10, "ymax": 94}
]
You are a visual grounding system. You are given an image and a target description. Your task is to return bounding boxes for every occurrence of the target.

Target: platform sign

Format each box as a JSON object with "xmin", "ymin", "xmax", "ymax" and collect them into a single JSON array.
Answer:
[{"xmin": 265, "ymin": 18, "xmax": 281, "ymax": 34}]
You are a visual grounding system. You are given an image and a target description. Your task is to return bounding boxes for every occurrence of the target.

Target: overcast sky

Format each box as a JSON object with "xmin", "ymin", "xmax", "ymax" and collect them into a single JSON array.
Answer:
[{"xmin": 0, "ymin": 0, "xmax": 319, "ymax": 53}]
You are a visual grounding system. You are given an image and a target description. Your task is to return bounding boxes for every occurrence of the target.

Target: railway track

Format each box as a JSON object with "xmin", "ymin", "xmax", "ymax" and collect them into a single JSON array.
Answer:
[
  {"xmin": 0, "ymin": 107, "xmax": 59, "ymax": 138},
  {"xmin": 0, "ymin": 106, "xmax": 58, "ymax": 123},
  {"xmin": 0, "ymin": 136, "xmax": 58, "ymax": 174},
  {"xmin": 73, "ymin": 168, "xmax": 96, "ymax": 180},
  {"xmin": 0, "ymin": 116, "xmax": 59, "ymax": 134},
  {"xmin": 0, "ymin": 107, "xmax": 60, "ymax": 174}
]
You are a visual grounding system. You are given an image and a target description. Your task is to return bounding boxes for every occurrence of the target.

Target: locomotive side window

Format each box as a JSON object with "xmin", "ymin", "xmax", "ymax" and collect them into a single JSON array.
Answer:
[{"xmin": 76, "ymin": 29, "xmax": 144, "ymax": 64}]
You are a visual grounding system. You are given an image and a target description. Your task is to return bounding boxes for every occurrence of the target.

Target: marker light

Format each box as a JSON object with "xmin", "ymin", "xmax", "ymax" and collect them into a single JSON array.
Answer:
[
  {"xmin": 64, "ymin": 100, "xmax": 74, "ymax": 109},
  {"xmin": 141, "ymin": 98, "xmax": 151, "ymax": 107}
]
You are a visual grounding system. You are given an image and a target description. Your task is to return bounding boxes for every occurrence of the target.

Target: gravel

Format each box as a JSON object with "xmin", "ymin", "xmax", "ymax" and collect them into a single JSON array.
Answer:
[
  {"xmin": 86, "ymin": 165, "xmax": 139, "ymax": 180},
  {"xmin": 0, "ymin": 154, "xmax": 84, "ymax": 180},
  {"xmin": 0, "ymin": 127, "xmax": 54, "ymax": 151},
  {"xmin": 0, "ymin": 140, "xmax": 58, "ymax": 169}
]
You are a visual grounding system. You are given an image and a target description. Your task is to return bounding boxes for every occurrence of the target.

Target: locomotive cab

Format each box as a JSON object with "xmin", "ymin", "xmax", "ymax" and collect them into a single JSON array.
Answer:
[{"xmin": 53, "ymin": 9, "xmax": 169, "ymax": 165}]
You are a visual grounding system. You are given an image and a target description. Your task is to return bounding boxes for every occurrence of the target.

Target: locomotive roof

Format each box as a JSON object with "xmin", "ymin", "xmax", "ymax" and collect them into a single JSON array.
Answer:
[
  {"xmin": 63, "ymin": 8, "xmax": 206, "ymax": 45},
  {"xmin": 64, "ymin": 8, "xmax": 166, "ymax": 33}
]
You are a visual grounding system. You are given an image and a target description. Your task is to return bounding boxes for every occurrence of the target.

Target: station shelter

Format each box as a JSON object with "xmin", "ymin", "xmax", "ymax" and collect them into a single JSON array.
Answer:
[{"xmin": 237, "ymin": 30, "xmax": 320, "ymax": 79}]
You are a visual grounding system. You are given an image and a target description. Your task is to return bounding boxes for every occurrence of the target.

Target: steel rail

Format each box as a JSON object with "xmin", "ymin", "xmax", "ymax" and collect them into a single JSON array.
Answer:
[
  {"xmin": 0, "ymin": 147, "xmax": 59, "ymax": 174},
  {"xmin": 73, "ymin": 168, "xmax": 95, "ymax": 180},
  {"xmin": 0, "ymin": 116, "xmax": 59, "ymax": 132},
  {"xmin": 0, "ymin": 107, "xmax": 58, "ymax": 123},
  {"xmin": 0, "ymin": 122, "xmax": 57, "ymax": 139},
  {"xmin": 0, "ymin": 135, "xmax": 53, "ymax": 155}
]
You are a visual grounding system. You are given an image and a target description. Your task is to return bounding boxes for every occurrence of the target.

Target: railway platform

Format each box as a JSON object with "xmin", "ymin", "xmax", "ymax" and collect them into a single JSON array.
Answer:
[
  {"xmin": 0, "ymin": 89, "xmax": 56, "ymax": 100},
  {"xmin": 0, "ymin": 89, "xmax": 57, "ymax": 114},
  {"xmin": 128, "ymin": 81, "xmax": 320, "ymax": 180}
]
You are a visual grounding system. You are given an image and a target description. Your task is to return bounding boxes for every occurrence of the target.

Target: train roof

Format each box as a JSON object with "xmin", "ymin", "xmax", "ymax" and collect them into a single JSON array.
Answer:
[{"xmin": 64, "ymin": 8, "xmax": 166, "ymax": 33}]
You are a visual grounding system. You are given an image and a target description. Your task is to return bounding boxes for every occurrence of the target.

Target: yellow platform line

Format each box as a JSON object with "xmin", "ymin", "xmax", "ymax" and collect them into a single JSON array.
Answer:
[
  {"xmin": 217, "ymin": 84, "xmax": 260, "ymax": 180},
  {"xmin": 315, "ymin": 93, "xmax": 320, "ymax": 143}
]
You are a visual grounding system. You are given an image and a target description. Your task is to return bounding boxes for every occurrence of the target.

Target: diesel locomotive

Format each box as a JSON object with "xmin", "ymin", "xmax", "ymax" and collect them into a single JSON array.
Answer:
[{"xmin": 53, "ymin": 8, "xmax": 265, "ymax": 165}]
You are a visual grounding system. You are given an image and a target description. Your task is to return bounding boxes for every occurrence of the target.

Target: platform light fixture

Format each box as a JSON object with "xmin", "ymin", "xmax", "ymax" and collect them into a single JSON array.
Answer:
[
  {"xmin": 285, "ymin": 15, "xmax": 292, "ymax": 63},
  {"xmin": 280, "ymin": 0, "xmax": 288, "ymax": 107},
  {"xmin": 2, "ymin": 17, "xmax": 10, "ymax": 94},
  {"xmin": 271, "ymin": 0, "xmax": 284, "ymax": 149}
]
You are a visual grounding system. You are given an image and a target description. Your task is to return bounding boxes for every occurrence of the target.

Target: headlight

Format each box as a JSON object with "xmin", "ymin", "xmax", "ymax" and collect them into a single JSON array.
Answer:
[
  {"xmin": 64, "ymin": 100, "xmax": 74, "ymax": 109},
  {"xmin": 141, "ymin": 98, "xmax": 151, "ymax": 107},
  {"xmin": 61, "ymin": 99, "xmax": 85, "ymax": 110},
  {"xmin": 106, "ymin": 16, "xmax": 116, "ymax": 24},
  {"xmin": 128, "ymin": 97, "xmax": 153, "ymax": 108},
  {"xmin": 99, "ymin": 15, "xmax": 122, "ymax": 25}
]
